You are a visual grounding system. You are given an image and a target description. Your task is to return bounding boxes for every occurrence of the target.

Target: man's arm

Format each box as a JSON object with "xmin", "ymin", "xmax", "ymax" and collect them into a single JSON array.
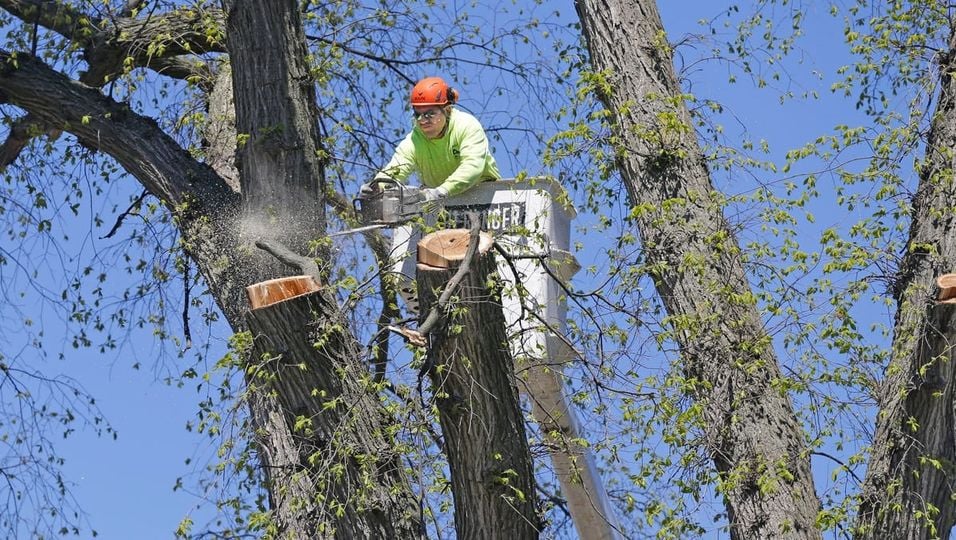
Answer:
[
  {"xmin": 376, "ymin": 133, "xmax": 416, "ymax": 182},
  {"xmin": 436, "ymin": 118, "xmax": 492, "ymax": 196}
]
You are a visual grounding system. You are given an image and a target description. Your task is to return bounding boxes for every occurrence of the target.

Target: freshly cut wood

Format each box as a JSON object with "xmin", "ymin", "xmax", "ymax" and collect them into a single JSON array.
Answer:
[
  {"xmin": 417, "ymin": 228, "xmax": 493, "ymax": 268},
  {"xmin": 246, "ymin": 275, "xmax": 321, "ymax": 310},
  {"xmin": 937, "ymin": 273, "xmax": 956, "ymax": 303},
  {"xmin": 937, "ymin": 273, "xmax": 956, "ymax": 288}
]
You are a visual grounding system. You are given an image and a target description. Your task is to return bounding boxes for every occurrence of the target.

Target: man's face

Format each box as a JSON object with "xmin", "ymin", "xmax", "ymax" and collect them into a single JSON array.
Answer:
[{"xmin": 413, "ymin": 106, "xmax": 447, "ymax": 139}]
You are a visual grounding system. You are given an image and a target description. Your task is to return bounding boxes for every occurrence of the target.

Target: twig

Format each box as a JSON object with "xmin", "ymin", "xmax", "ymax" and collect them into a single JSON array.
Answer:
[
  {"xmin": 811, "ymin": 451, "xmax": 864, "ymax": 484},
  {"xmin": 181, "ymin": 253, "xmax": 192, "ymax": 351},
  {"xmin": 254, "ymin": 239, "xmax": 321, "ymax": 282},
  {"xmin": 101, "ymin": 189, "xmax": 148, "ymax": 239}
]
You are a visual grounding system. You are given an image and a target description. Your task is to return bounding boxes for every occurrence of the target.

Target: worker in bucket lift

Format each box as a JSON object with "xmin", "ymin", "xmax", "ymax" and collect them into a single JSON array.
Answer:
[{"xmin": 360, "ymin": 76, "xmax": 501, "ymax": 316}]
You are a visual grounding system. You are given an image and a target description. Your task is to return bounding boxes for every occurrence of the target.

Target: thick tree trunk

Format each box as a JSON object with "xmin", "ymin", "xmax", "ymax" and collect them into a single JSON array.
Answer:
[
  {"xmin": 417, "ymin": 230, "xmax": 539, "ymax": 540},
  {"xmin": 854, "ymin": 31, "xmax": 956, "ymax": 540},
  {"xmin": 573, "ymin": 1, "xmax": 821, "ymax": 537},
  {"xmin": 245, "ymin": 281, "xmax": 422, "ymax": 539},
  {"xmin": 220, "ymin": 1, "xmax": 421, "ymax": 536}
]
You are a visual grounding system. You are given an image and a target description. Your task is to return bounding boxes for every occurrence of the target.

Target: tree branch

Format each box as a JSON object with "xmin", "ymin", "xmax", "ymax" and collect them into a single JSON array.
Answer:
[
  {"xmin": 0, "ymin": 0, "xmax": 88, "ymax": 41},
  {"xmin": 0, "ymin": 2, "xmax": 222, "ymax": 169},
  {"xmin": 0, "ymin": 0, "xmax": 227, "ymax": 61},
  {"xmin": 0, "ymin": 50, "xmax": 235, "ymax": 210},
  {"xmin": 0, "ymin": 111, "xmax": 53, "ymax": 169},
  {"xmin": 253, "ymin": 239, "xmax": 321, "ymax": 283},
  {"xmin": 101, "ymin": 189, "xmax": 148, "ymax": 239}
]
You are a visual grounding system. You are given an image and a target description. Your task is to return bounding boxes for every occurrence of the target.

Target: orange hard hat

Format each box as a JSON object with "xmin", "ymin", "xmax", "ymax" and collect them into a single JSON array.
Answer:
[{"xmin": 410, "ymin": 77, "xmax": 458, "ymax": 106}]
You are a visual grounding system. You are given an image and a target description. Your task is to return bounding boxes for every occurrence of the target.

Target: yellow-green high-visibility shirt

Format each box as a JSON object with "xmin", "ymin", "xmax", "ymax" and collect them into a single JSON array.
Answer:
[{"xmin": 377, "ymin": 108, "xmax": 501, "ymax": 196}]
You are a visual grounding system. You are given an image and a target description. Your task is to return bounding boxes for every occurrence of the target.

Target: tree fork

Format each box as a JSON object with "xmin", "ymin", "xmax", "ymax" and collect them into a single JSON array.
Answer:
[{"xmin": 416, "ymin": 229, "xmax": 540, "ymax": 540}]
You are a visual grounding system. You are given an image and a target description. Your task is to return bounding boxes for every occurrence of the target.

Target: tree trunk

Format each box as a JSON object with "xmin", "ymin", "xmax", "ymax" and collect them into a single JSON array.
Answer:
[
  {"xmin": 245, "ymin": 280, "xmax": 422, "ymax": 539},
  {"xmin": 417, "ymin": 230, "xmax": 539, "ymax": 540},
  {"xmin": 853, "ymin": 29, "xmax": 956, "ymax": 540},
  {"xmin": 220, "ymin": 1, "xmax": 421, "ymax": 536},
  {"xmin": 225, "ymin": 0, "xmax": 325, "ymax": 252},
  {"xmin": 572, "ymin": 1, "xmax": 821, "ymax": 537}
]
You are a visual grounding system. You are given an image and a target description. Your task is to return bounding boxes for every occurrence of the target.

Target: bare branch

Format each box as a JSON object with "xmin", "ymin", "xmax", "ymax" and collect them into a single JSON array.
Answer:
[
  {"xmin": 100, "ymin": 189, "xmax": 148, "ymax": 239},
  {"xmin": 253, "ymin": 239, "xmax": 321, "ymax": 283}
]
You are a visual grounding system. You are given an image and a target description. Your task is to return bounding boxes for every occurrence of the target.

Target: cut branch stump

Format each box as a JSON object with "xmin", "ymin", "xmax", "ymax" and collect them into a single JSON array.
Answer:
[
  {"xmin": 246, "ymin": 275, "xmax": 321, "ymax": 310},
  {"xmin": 937, "ymin": 273, "xmax": 956, "ymax": 303}
]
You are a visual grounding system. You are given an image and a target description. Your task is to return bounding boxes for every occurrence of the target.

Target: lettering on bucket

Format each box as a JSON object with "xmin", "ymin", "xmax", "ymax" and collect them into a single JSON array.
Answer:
[{"xmin": 445, "ymin": 202, "xmax": 527, "ymax": 233}]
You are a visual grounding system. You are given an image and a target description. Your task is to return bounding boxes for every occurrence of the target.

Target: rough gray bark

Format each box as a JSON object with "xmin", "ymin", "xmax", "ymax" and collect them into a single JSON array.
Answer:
[
  {"xmin": 203, "ymin": 62, "xmax": 241, "ymax": 192},
  {"xmin": 0, "ymin": 1, "xmax": 424, "ymax": 536},
  {"xmin": 221, "ymin": 1, "xmax": 419, "ymax": 536},
  {"xmin": 417, "ymin": 231, "xmax": 539, "ymax": 540},
  {"xmin": 225, "ymin": 0, "xmax": 324, "ymax": 253},
  {"xmin": 854, "ymin": 29, "xmax": 956, "ymax": 540},
  {"xmin": 572, "ymin": 1, "xmax": 822, "ymax": 537},
  {"xmin": 246, "ymin": 289, "xmax": 421, "ymax": 539}
]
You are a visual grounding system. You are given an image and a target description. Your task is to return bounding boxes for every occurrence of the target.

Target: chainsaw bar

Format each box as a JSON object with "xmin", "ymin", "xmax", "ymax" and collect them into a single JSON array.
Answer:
[{"xmin": 328, "ymin": 223, "xmax": 389, "ymax": 238}]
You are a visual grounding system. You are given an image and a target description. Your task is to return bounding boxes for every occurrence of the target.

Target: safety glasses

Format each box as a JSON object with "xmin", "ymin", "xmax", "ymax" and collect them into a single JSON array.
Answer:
[{"xmin": 413, "ymin": 109, "xmax": 441, "ymax": 122}]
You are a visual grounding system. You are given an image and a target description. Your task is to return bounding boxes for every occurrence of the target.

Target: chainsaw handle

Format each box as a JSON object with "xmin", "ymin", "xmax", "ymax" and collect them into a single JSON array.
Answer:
[
  {"xmin": 369, "ymin": 177, "xmax": 401, "ymax": 191},
  {"xmin": 355, "ymin": 178, "xmax": 401, "ymax": 208},
  {"xmin": 353, "ymin": 177, "xmax": 414, "ymax": 224}
]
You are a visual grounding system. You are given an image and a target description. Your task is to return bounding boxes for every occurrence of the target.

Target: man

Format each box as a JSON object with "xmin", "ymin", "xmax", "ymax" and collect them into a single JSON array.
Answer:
[
  {"xmin": 370, "ymin": 76, "xmax": 500, "ymax": 200},
  {"xmin": 364, "ymin": 76, "xmax": 501, "ymax": 316}
]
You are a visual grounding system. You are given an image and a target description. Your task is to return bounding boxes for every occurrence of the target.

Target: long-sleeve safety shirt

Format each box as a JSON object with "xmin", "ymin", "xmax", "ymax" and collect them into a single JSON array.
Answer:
[{"xmin": 376, "ymin": 108, "xmax": 501, "ymax": 196}]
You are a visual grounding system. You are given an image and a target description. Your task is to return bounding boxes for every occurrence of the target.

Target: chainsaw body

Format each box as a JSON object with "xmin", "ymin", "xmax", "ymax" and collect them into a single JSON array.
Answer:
[{"xmin": 353, "ymin": 178, "xmax": 424, "ymax": 226}]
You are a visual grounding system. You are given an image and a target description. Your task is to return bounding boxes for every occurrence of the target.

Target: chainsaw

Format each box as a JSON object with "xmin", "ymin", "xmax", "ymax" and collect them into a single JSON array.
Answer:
[{"xmin": 330, "ymin": 178, "xmax": 424, "ymax": 237}]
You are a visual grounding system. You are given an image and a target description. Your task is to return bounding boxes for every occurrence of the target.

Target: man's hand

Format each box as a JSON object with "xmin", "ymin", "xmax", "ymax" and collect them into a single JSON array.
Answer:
[
  {"xmin": 422, "ymin": 186, "xmax": 448, "ymax": 202},
  {"xmin": 359, "ymin": 181, "xmax": 382, "ymax": 196},
  {"xmin": 421, "ymin": 186, "xmax": 448, "ymax": 213}
]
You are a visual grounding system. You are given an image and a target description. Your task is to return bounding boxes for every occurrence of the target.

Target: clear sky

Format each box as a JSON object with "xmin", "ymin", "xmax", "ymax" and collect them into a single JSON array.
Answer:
[{"xmin": 13, "ymin": 1, "xmax": 875, "ymax": 538}]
